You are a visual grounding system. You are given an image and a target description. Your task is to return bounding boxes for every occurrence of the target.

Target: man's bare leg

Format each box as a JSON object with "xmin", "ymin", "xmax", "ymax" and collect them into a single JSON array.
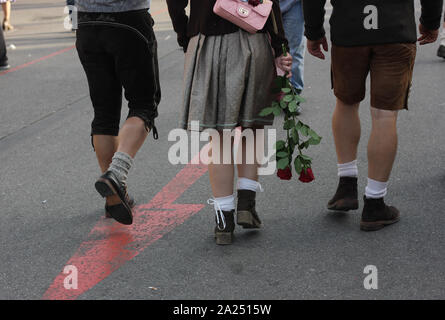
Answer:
[
  {"xmin": 361, "ymin": 107, "xmax": 400, "ymax": 231},
  {"xmin": 328, "ymin": 99, "xmax": 361, "ymax": 211},
  {"xmin": 93, "ymin": 135, "xmax": 118, "ymax": 174},
  {"xmin": 332, "ymin": 99, "xmax": 361, "ymax": 163},
  {"xmin": 367, "ymin": 108, "xmax": 399, "ymax": 183}
]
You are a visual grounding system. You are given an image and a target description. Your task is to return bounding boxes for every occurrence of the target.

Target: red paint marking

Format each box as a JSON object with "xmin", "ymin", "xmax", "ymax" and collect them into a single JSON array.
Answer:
[
  {"xmin": 42, "ymin": 145, "xmax": 210, "ymax": 300},
  {"xmin": 0, "ymin": 45, "xmax": 76, "ymax": 76}
]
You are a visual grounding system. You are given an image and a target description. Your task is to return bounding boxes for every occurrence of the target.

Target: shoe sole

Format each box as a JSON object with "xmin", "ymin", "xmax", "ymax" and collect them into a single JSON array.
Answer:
[
  {"xmin": 105, "ymin": 199, "xmax": 135, "ymax": 218},
  {"xmin": 237, "ymin": 211, "xmax": 262, "ymax": 229},
  {"xmin": 215, "ymin": 232, "xmax": 233, "ymax": 245},
  {"xmin": 95, "ymin": 178, "xmax": 132, "ymax": 225},
  {"xmin": 360, "ymin": 216, "xmax": 400, "ymax": 231},
  {"xmin": 327, "ymin": 198, "xmax": 359, "ymax": 212}
]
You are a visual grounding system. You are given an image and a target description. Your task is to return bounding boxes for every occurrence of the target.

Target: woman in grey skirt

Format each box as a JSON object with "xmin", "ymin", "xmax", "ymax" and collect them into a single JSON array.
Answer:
[{"xmin": 167, "ymin": 0, "xmax": 292, "ymax": 245}]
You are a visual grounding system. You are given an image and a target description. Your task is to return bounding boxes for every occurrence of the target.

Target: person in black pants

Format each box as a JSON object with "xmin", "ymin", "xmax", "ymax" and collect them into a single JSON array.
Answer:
[
  {"xmin": 75, "ymin": 0, "xmax": 161, "ymax": 225},
  {"xmin": 0, "ymin": 25, "xmax": 9, "ymax": 70}
]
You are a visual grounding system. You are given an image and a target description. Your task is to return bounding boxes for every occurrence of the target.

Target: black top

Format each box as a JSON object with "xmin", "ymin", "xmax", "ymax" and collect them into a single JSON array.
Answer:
[
  {"xmin": 303, "ymin": 0, "xmax": 444, "ymax": 47},
  {"xmin": 166, "ymin": 0, "xmax": 289, "ymax": 56}
]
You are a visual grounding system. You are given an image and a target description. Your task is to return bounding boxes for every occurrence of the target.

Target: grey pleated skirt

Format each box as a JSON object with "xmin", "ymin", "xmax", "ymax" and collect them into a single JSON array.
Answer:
[{"xmin": 181, "ymin": 30, "xmax": 276, "ymax": 131}]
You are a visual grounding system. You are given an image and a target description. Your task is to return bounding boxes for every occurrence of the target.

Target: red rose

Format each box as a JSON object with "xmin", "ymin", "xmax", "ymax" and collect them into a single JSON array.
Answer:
[
  {"xmin": 248, "ymin": 0, "xmax": 262, "ymax": 6},
  {"xmin": 277, "ymin": 167, "xmax": 292, "ymax": 180},
  {"xmin": 299, "ymin": 168, "xmax": 315, "ymax": 183}
]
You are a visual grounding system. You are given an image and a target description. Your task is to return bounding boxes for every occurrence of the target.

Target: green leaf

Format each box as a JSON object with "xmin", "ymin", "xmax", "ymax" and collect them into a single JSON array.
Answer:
[
  {"xmin": 259, "ymin": 107, "xmax": 274, "ymax": 116},
  {"xmin": 281, "ymin": 88, "xmax": 292, "ymax": 94},
  {"xmin": 289, "ymin": 139, "xmax": 296, "ymax": 151},
  {"xmin": 300, "ymin": 125, "xmax": 309, "ymax": 136},
  {"xmin": 294, "ymin": 157, "xmax": 303, "ymax": 174},
  {"xmin": 276, "ymin": 151, "xmax": 288, "ymax": 158},
  {"xmin": 275, "ymin": 140, "xmax": 286, "ymax": 150},
  {"xmin": 288, "ymin": 101, "xmax": 298, "ymax": 113},
  {"xmin": 273, "ymin": 107, "xmax": 282, "ymax": 116},
  {"xmin": 283, "ymin": 119, "xmax": 295, "ymax": 130},
  {"xmin": 277, "ymin": 157, "xmax": 290, "ymax": 170},
  {"xmin": 291, "ymin": 128, "xmax": 299, "ymax": 144},
  {"xmin": 308, "ymin": 129, "xmax": 321, "ymax": 140},
  {"xmin": 295, "ymin": 95, "xmax": 306, "ymax": 103},
  {"xmin": 308, "ymin": 137, "xmax": 321, "ymax": 145},
  {"xmin": 280, "ymin": 101, "xmax": 287, "ymax": 109},
  {"xmin": 301, "ymin": 154, "xmax": 312, "ymax": 161},
  {"xmin": 283, "ymin": 95, "xmax": 294, "ymax": 103}
]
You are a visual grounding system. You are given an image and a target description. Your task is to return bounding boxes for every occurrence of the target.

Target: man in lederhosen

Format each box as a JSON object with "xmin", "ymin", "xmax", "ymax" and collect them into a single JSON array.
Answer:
[
  {"xmin": 75, "ymin": 0, "xmax": 161, "ymax": 225},
  {"xmin": 303, "ymin": 0, "xmax": 443, "ymax": 231}
]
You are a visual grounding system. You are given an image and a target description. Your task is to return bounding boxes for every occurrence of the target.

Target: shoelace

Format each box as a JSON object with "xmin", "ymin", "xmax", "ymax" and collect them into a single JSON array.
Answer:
[{"xmin": 207, "ymin": 198, "xmax": 227, "ymax": 231}]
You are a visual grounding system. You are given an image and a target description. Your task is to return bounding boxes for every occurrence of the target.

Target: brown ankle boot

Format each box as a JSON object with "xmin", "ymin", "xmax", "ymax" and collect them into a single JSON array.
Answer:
[
  {"xmin": 214, "ymin": 210, "xmax": 235, "ymax": 245},
  {"xmin": 237, "ymin": 190, "xmax": 262, "ymax": 229},
  {"xmin": 360, "ymin": 196, "xmax": 400, "ymax": 231},
  {"xmin": 328, "ymin": 177, "xmax": 359, "ymax": 211}
]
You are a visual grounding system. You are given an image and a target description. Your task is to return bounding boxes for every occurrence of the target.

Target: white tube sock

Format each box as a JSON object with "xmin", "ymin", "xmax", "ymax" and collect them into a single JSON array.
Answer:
[
  {"xmin": 237, "ymin": 177, "xmax": 263, "ymax": 192},
  {"xmin": 210, "ymin": 194, "xmax": 235, "ymax": 212},
  {"xmin": 207, "ymin": 194, "xmax": 235, "ymax": 230},
  {"xmin": 365, "ymin": 178, "xmax": 388, "ymax": 199},
  {"xmin": 337, "ymin": 160, "xmax": 358, "ymax": 177}
]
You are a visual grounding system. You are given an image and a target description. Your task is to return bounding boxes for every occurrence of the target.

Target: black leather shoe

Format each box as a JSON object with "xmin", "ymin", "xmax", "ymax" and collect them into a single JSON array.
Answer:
[
  {"xmin": 360, "ymin": 196, "xmax": 400, "ymax": 231},
  {"xmin": 237, "ymin": 190, "xmax": 262, "ymax": 229},
  {"xmin": 437, "ymin": 45, "xmax": 445, "ymax": 59},
  {"xmin": 95, "ymin": 171, "xmax": 133, "ymax": 225},
  {"xmin": 105, "ymin": 193, "xmax": 135, "ymax": 218},
  {"xmin": 327, "ymin": 177, "xmax": 359, "ymax": 211},
  {"xmin": 214, "ymin": 210, "xmax": 235, "ymax": 245}
]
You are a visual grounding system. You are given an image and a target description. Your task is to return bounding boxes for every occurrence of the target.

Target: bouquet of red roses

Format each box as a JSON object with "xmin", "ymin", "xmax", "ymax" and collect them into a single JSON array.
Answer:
[{"xmin": 260, "ymin": 45, "xmax": 322, "ymax": 183}]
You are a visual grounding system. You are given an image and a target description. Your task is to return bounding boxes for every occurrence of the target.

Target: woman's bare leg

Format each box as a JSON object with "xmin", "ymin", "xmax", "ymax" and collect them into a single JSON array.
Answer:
[{"xmin": 208, "ymin": 131, "xmax": 235, "ymax": 198}]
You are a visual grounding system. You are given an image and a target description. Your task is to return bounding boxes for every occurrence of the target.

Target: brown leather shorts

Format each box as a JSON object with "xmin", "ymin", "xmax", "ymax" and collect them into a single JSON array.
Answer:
[{"xmin": 331, "ymin": 43, "xmax": 417, "ymax": 110}]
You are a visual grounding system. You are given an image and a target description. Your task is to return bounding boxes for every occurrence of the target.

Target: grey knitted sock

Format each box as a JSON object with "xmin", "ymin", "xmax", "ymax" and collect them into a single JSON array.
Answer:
[{"xmin": 108, "ymin": 152, "xmax": 134, "ymax": 187}]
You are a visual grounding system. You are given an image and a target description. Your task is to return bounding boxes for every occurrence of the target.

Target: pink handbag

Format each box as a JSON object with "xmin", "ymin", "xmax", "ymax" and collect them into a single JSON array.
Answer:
[{"xmin": 213, "ymin": 0, "xmax": 273, "ymax": 34}]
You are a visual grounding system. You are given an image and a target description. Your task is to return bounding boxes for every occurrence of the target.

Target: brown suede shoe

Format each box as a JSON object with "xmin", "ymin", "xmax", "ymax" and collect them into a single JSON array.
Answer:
[
  {"xmin": 237, "ymin": 190, "xmax": 262, "ymax": 229},
  {"xmin": 360, "ymin": 196, "xmax": 400, "ymax": 231},
  {"xmin": 327, "ymin": 177, "xmax": 359, "ymax": 211},
  {"xmin": 214, "ymin": 210, "xmax": 235, "ymax": 245}
]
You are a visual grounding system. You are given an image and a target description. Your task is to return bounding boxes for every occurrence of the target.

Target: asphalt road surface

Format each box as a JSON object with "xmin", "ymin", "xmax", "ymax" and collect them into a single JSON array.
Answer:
[{"xmin": 1, "ymin": 0, "xmax": 444, "ymax": 300}]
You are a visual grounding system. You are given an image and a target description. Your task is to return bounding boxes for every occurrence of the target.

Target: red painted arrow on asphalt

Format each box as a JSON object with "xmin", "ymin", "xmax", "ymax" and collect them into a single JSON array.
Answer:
[{"xmin": 43, "ymin": 145, "xmax": 210, "ymax": 300}]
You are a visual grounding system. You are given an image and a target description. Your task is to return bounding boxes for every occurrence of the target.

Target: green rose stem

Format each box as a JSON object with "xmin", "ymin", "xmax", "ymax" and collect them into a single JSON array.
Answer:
[{"xmin": 259, "ymin": 43, "xmax": 323, "ymax": 180}]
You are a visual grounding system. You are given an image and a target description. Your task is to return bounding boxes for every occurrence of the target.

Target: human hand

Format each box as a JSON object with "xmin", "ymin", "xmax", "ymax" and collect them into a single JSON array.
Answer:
[
  {"xmin": 276, "ymin": 52, "xmax": 292, "ymax": 78},
  {"xmin": 307, "ymin": 36, "xmax": 329, "ymax": 60},
  {"xmin": 418, "ymin": 24, "xmax": 439, "ymax": 45}
]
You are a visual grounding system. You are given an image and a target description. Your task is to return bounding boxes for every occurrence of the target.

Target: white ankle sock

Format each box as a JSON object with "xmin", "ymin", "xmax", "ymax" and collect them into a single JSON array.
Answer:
[
  {"xmin": 207, "ymin": 194, "xmax": 235, "ymax": 231},
  {"xmin": 365, "ymin": 178, "xmax": 388, "ymax": 199},
  {"xmin": 237, "ymin": 177, "xmax": 263, "ymax": 192},
  {"xmin": 209, "ymin": 194, "xmax": 235, "ymax": 212},
  {"xmin": 337, "ymin": 160, "xmax": 358, "ymax": 177},
  {"xmin": 441, "ymin": 29, "xmax": 445, "ymax": 46}
]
